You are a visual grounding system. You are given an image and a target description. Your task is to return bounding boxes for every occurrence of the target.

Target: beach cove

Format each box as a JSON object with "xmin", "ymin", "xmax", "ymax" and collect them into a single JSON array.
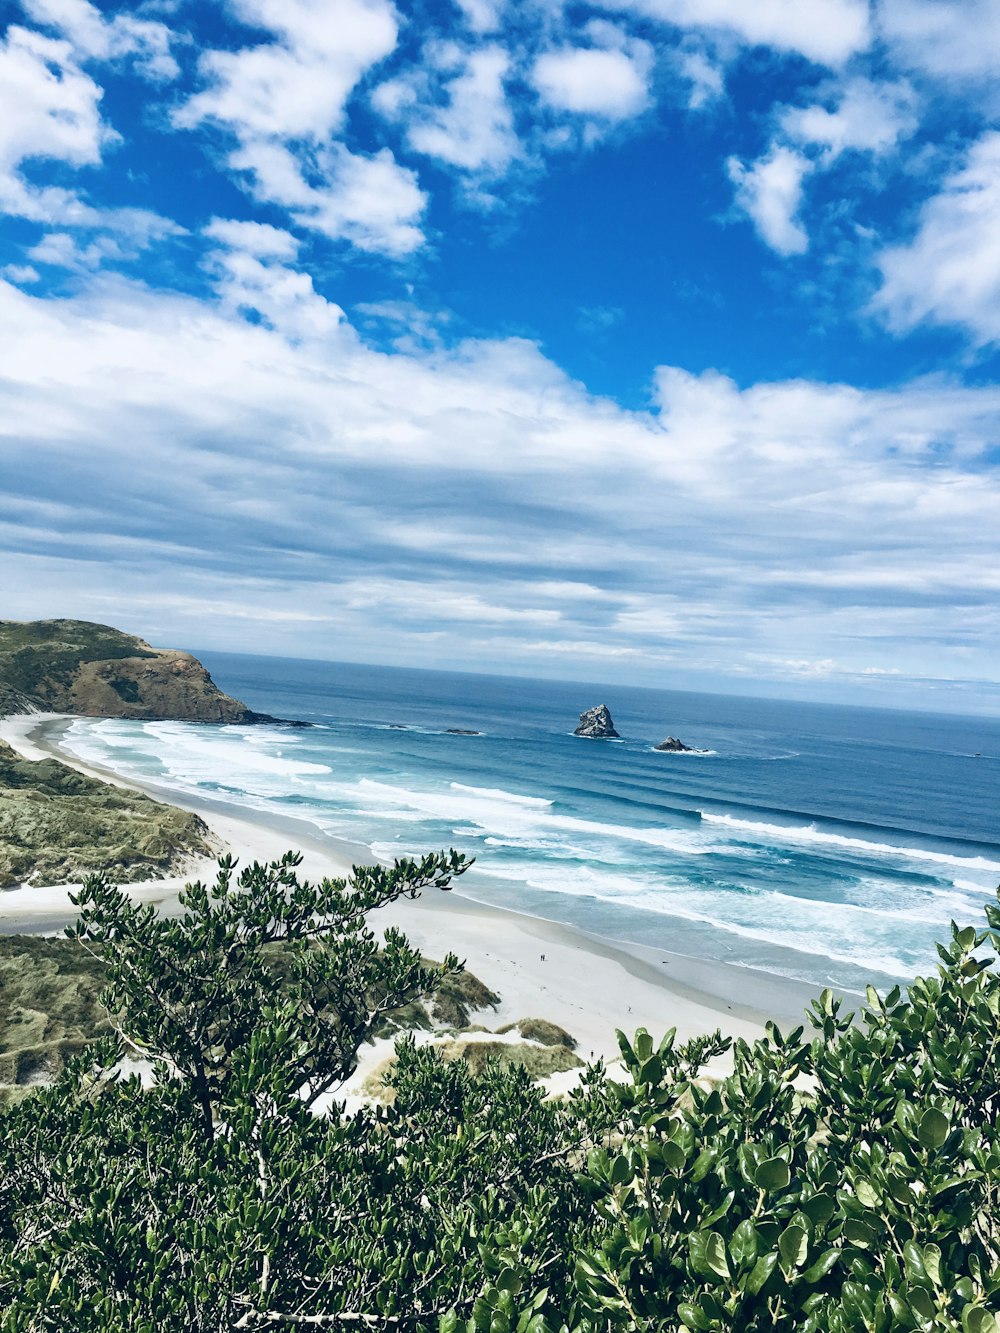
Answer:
[
  {"xmin": 0, "ymin": 710, "xmax": 793, "ymax": 1084},
  {"xmin": 3, "ymin": 651, "xmax": 999, "ymax": 1073}
]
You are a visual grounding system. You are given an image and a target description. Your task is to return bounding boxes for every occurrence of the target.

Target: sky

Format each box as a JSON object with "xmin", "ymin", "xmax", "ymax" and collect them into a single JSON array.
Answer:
[{"xmin": 2, "ymin": 0, "xmax": 1000, "ymax": 713}]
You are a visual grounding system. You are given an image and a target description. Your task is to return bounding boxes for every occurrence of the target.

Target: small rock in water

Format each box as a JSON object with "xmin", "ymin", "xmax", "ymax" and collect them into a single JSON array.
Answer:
[
  {"xmin": 654, "ymin": 736, "xmax": 694, "ymax": 752},
  {"xmin": 445, "ymin": 728, "xmax": 481, "ymax": 735},
  {"xmin": 574, "ymin": 705, "xmax": 620, "ymax": 739}
]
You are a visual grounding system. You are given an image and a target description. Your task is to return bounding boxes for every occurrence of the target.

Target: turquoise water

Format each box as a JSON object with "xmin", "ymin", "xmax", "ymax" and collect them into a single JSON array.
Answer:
[{"xmin": 57, "ymin": 653, "xmax": 1000, "ymax": 995}]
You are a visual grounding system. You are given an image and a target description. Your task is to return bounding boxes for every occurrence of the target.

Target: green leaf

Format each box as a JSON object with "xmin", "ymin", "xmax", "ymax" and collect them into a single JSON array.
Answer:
[
  {"xmin": 755, "ymin": 1157, "xmax": 791, "ymax": 1191},
  {"xmin": 843, "ymin": 1218, "xmax": 876, "ymax": 1248},
  {"xmin": 854, "ymin": 1178, "xmax": 880, "ymax": 1209},
  {"xmin": 661, "ymin": 1140, "xmax": 686, "ymax": 1173},
  {"xmin": 964, "ymin": 1309, "xmax": 998, "ymax": 1333},
  {"xmin": 903, "ymin": 1240, "xmax": 928, "ymax": 1282},
  {"xmin": 744, "ymin": 1252, "xmax": 779, "ymax": 1296},
  {"xmin": 802, "ymin": 1249, "xmax": 840, "ymax": 1284},
  {"xmin": 700, "ymin": 1190, "xmax": 736, "ymax": 1227},
  {"xmin": 730, "ymin": 1219, "xmax": 759, "ymax": 1269},
  {"xmin": 801, "ymin": 1194, "xmax": 835, "ymax": 1228},
  {"xmin": 677, "ymin": 1303, "xmax": 711, "ymax": 1331},
  {"xmin": 610, "ymin": 1154, "xmax": 632, "ymax": 1187},
  {"xmin": 705, "ymin": 1233, "xmax": 730, "ymax": 1280},
  {"xmin": 918, "ymin": 1108, "xmax": 949, "ymax": 1151},
  {"xmin": 778, "ymin": 1224, "xmax": 808, "ymax": 1270},
  {"xmin": 921, "ymin": 1244, "xmax": 942, "ymax": 1288},
  {"xmin": 909, "ymin": 1288, "xmax": 935, "ymax": 1321}
]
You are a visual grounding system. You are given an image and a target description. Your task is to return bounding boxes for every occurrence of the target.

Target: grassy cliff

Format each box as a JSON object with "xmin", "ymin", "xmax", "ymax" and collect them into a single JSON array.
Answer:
[
  {"xmin": 0, "ymin": 619, "xmax": 267, "ymax": 722},
  {"xmin": 0, "ymin": 739, "xmax": 213, "ymax": 889}
]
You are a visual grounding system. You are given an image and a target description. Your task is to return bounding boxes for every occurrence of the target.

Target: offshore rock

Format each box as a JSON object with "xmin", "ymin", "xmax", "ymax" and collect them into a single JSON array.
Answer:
[
  {"xmin": 654, "ymin": 736, "xmax": 694, "ymax": 752},
  {"xmin": 574, "ymin": 704, "xmax": 620, "ymax": 739},
  {"xmin": 0, "ymin": 619, "xmax": 285, "ymax": 724}
]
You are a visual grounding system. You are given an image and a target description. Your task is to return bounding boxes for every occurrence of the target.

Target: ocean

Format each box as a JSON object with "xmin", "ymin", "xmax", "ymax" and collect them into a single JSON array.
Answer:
[{"xmin": 55, "ymin": 653, "xmax": 1000, "ymax": 997}]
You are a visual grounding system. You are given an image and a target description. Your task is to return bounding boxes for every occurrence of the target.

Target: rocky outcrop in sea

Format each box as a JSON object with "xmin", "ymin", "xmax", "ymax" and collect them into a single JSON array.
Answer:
[
  {"xmin": 574, "ymin": 705, "xmax": 620, "ymax": 739},
  {"xmin": 654, "ymin": 736, "xmax": 694, "ymax": 752}
]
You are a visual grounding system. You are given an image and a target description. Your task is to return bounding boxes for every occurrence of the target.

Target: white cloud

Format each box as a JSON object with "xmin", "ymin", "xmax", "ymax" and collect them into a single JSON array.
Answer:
[
  {"xmin": 780, "ymin": 78, "xmax": 918, "ymax": 160},
  {"xmin": 531, "ymin": 42, "xmax": 653, "ymax": 121},
  {"xmin": 455, "ymin": 0, "xmax": 507, "ymax": 34},
  {"xmin": 679, "ymin": 49, "xmax": 725, "ymax": 108},
  {"xmin": 874, "ymin": 132, "xmax": 1000, "ymax": 344},
  {"xmin": 727, "ymin": 145, "xmax": 813, "ymax": 255},
  {"xmin": 177, "ymin": 0, "xmax": 397, "ymax": 140},
  {"xmin": 203, "ymin": 214, "xmax": 347, "ymax": 341},
  {"xmin": 25, "ymin": 208, "xmax": 183, "ymax": 270},
  {"xmin": 0, "ymin": 25, "xmax": 110, "ymax": 222},
  {"xmin": 204, "ymin": 218, "xmax": 300, "ymax": 260},
  {"xmin": 230, "ymin": 140, "xmax": 426, "ymax": 255},
  {"xmin": 400, "ymin": 45, "xmax": 520, "ymax": 174},
  {"xmin": 878, "ymin": 0, "xmax": 1000, "ymax": 87},
  {"xmin": 599, "ymin": 0, "xmax": 871, "ymax": 66},
  {"xmin": 23, "ymin": 0, "xmax": 180, "ymax": 81},
  {"xmin": 1, "ymin": 263, "xmax": 39, "ymax": 284},
  {"xmin": 175, "ymin": 0, "xmax": 423, "ymax": 255},
  {"xmin": 2, "ymin": 275, "xmax": 1000, "ymax": 697},
  {"xmin": 28, "ymin": 230, "xmax": 112, "ymax": 269}
]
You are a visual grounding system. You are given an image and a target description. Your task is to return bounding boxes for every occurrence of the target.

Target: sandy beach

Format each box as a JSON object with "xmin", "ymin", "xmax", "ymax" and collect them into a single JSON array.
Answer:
[{"xmin": 0, "ymin": 713, "xmax": 824, "ymax": 1079}]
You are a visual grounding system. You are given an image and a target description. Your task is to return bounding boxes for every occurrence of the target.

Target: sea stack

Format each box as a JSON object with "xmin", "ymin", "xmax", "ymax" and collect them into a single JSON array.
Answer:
[
  {"xmin": 574, "ymin": 705, "xmax": 620, "ymax": 739},
  {"xmin": 654, "ymin": 736, "xmax": 694, "ymax": 752}
]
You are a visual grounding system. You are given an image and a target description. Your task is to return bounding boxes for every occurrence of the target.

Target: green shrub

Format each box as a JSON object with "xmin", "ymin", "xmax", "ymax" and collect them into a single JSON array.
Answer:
[{"xmin": 0, "ymin": 855, "xmax": 998, "ymax": 1333}]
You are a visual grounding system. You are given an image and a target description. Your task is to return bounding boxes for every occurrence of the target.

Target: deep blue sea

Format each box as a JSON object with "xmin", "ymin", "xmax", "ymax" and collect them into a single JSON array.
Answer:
[{"xmin": 56, "ymin": 653, "xmax": 1000, "ymax": 995}]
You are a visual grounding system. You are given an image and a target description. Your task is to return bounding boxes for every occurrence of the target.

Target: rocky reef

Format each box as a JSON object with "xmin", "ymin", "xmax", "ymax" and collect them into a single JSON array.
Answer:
[
  {"xmin": 0, "ymin": 739, "xmax": 213, "ymax": 889},
  {"xmin": 0, "ymin": 619, "xmax": 278, "ymax": 723},
  {"xmin": 574, "ymin": 704, "xmax": 620, "ymax": 738},
  {"xmin": 654, "ymin": 736, "xmax": 694, "ymax": 752}
]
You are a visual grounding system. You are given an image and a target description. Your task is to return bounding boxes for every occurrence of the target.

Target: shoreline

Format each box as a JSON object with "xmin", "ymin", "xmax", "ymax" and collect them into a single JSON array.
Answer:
[{"xmin": 0, "ymin": 712, "xmax": 830, "ymax": 1063}]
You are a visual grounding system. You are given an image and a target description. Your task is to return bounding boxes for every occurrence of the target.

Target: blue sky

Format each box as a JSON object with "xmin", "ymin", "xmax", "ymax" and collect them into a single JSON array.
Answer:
[{"xmin": 2, "ymin": 0, "xmax": 1000, "ymax": 712}]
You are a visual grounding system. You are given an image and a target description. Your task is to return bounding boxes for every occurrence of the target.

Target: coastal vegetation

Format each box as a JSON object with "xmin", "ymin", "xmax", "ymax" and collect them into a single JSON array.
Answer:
[
  {"xmin": 0, "ymin": 850, "xmax": 998, "ymax": 1330},
  {"xmin": 0, "ymin": 739, "xmax": 212, "ymax": 890}
]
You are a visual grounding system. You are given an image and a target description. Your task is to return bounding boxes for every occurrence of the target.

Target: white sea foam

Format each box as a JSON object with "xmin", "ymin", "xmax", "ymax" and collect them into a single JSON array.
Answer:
[
  {"xmin": 449, "ymin": 782, "xmax": 553, "ymax": 808},
  {"xmin": 650, "ymin": 748, "xmax": 718, "ymax": 757},
  {"xmin": 699, "ymin": 811, "xmax": 1000, "ymax": 874},
  {"xmin": 472, "ymin": 858, "xmax": 920, "ymax": 979}
]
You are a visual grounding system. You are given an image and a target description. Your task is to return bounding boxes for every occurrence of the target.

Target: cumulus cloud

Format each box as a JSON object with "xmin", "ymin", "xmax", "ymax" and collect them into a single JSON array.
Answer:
[
  {"xmin": 727, "ymin": 146, "xmax": 813, "ymax": 255},
  {"xmin": 376, "ymin": 44, "xmax": 520, "ymax": 175},
  {"xmin": 780, "ymin": 78, "xmax": 919, "ymax": 160},
  {"xmin": 173, "ymin": 0, "xmax": 423, "ymax": 255},
  {"xmin": 229, "ymin": 140, "xmax": 426, "ymax": 255},
  {"xmin": 176, "ymin": 0, "xmax": 397, "ymax": 140},
  {"xmin": 531, "ymin": 41, "xmax": 653, "ymax": 121},
  {"xmin": 203, "ymin": 218, "xmax": 300, "ymax": 260},
  {"xmin": 678, "ymin": 49, "xmax": 725, "ymax": 108},
  {"xmin": 879, "ymin": 0, "xmax": 1000, "ymax": 90},
  {"xmin": 23, "ymin": 0, "xmax": 180, "ymax": 80},
  {"xmin": 0, "ymin": 25, "xmax": 110, "ymax": 223},
  {"xmin": 874, "ymin": 132, "xmax": 1000, "ymax": 345},
  {"xmin": 454, "ymin": 0, "xmax": 507, "ymax": 34},
  {"xmin": 599, "ymin": 0, "xmax": 871, "ymax": 66}
]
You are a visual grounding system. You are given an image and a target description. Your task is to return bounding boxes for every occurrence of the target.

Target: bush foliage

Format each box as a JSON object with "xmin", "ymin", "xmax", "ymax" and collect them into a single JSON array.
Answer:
[{"xmin": 0, "ymin": 852, "xmax": 998, "ymax": 1331}]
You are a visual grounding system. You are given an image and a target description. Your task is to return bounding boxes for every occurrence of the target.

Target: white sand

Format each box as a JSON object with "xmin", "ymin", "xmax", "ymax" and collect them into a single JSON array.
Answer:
[{"xmin": 0, "ymin": 712, "xmax": 825, "ymax": 1082}]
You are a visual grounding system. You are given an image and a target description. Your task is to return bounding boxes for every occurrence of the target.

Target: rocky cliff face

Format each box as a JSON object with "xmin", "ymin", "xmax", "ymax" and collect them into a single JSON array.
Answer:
[
  {"xmin": 574, "ymin": 704, "xmax": 620, "ymax": 738},
  {"xmin": 0, "ymin": 619, "xmax": 273, "ymax": 723}
]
